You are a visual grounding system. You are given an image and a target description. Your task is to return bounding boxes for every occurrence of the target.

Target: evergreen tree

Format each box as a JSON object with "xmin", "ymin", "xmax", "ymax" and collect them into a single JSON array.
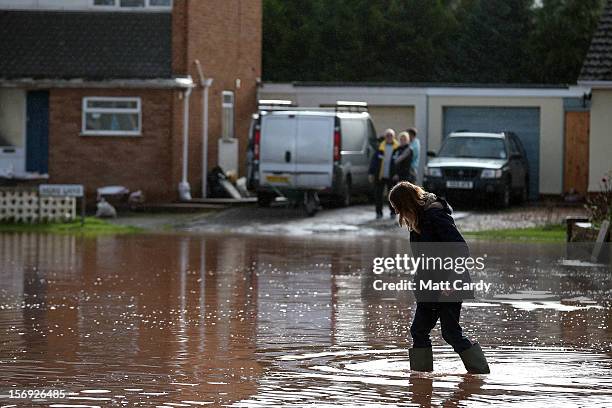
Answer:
[
  {"xmin": 528, "ymin": 0, "xmax": 605, "ymax": 84},
  {"xmin": 262, "ymin": 0, "xmax": 605, "ymax": 84}
]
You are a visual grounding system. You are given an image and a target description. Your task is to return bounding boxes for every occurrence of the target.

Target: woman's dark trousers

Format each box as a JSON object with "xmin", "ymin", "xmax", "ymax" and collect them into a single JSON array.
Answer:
[{"xmin": 410, "ymin": 302, "xmax": 472, "ymax": 353}]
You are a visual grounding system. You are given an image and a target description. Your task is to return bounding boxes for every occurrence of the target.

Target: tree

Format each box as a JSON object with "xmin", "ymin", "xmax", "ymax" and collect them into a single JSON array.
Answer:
[
  {"xmin": 528, "ymin": 0, "xmax": 605, "ymax": 84},
  {"xmin": 262, "ymin": 0, "xmax": 606, "ymax": 84}
]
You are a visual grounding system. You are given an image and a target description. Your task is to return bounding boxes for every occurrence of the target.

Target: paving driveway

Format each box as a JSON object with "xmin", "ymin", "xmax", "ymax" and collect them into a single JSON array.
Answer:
[{"xmin": 125, "ymin": 203, "xmax": 586, "ymax": 237}]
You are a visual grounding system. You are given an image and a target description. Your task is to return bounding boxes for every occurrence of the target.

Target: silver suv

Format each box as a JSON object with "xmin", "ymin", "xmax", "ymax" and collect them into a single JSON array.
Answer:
[{"xmin": 424, "ymin": 131, "xmax": 529, "ymax": 207}]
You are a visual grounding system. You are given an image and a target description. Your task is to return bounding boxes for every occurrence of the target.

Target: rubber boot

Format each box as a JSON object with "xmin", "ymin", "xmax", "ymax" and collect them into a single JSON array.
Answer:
[
  {"xmin": 409, "ymin": 347, "xmax": 433, "ymax": 372},
  {"xmin": 459, "ymin": 342, "xmax": 490, "ymax": 374}
]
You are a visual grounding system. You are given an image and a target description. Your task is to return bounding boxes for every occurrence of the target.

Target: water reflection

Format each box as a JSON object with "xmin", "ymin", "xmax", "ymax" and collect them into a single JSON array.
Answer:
[{"xmin": 0, "ymin": 232, "xmax": 610, "ymax": 407}]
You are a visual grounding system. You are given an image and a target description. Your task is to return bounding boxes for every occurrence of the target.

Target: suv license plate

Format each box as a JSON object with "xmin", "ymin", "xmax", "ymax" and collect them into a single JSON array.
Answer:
[{"xmin": 446, "ymin": 180, "xmax": 473, "ymax": 189}]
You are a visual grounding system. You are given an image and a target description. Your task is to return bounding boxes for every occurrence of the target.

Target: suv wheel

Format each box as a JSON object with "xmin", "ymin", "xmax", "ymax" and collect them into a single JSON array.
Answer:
[
  {"xmin": 497, "ymin": 182, "xmax": 511, "ymax": 208},
  {"xmin": 521, "ymin": 178, "xmax": 529, "ymax": 204}
]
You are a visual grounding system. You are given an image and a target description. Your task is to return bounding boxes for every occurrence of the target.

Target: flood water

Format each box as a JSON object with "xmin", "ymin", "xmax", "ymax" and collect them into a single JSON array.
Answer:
[{"xmin": 0, "ymin": 232, "xmax": 611, "ymax": 407}]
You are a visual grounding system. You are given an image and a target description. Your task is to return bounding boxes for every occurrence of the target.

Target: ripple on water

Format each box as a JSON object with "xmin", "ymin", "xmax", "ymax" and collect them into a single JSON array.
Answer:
[{"xmin": 228, "ymin": 346, "xmax": 612, "ymax": 407}]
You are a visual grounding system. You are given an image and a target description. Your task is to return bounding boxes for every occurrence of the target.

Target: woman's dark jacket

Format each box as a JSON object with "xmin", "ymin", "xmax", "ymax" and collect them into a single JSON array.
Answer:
[
  {"xmin": 392, "ymin": 144, "xmax": 413, "ymax": 181},
  {"xmin": 409, "ymin": 197, "xmax": 474, "ymax": 302}
]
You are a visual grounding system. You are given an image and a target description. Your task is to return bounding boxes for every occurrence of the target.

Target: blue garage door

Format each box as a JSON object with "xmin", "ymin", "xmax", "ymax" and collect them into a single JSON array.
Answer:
[{"xmin": 443, "ymin": 107, "xmax": 540, "ymax": 199}]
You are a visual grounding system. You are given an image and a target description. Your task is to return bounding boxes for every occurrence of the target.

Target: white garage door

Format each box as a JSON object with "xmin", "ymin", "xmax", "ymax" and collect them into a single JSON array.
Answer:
[{"xmin": 368, "ymin": 106, "xmax": 415, "ymax": 137}]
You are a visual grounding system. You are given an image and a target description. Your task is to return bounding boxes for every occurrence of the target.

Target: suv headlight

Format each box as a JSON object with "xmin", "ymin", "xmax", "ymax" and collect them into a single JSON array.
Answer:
[
  {"xmin": 481, "ymin": 169, "xmax": 503, "ymax": 179},
  {"xmin": 425, "ymin": 167, "xmax": 442, "ymax": 177}
]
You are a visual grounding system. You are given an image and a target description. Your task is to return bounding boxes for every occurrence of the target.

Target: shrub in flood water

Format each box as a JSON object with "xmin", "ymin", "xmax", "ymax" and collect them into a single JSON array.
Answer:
[{"xmin": 585, "ymin": 171, "xmax": 612, "ymax": 228}]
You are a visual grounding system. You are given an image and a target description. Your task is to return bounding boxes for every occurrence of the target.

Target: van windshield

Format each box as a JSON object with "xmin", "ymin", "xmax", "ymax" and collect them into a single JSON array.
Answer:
[{"xmin": 438, "ymin": 137, "xmax": 507, "ymax": 159}]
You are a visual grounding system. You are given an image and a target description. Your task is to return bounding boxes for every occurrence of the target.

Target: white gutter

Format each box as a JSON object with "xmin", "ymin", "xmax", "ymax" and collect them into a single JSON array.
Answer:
[
  {"xmin": 426, "ymin": 86, "xmax": 589, "ymax": 97},
  {"xmin": 194, "ymin": 60, "xmax": 214, "ymax": 198},
  {"xmin": 260, "ymin": 82, "xmax": 589, "ymax": 98},
  {"xmin": 577, "ymin": 80, "xmax": 612, "ymax": 89},
  {"xmin": 178, "ymin": 85, "xmax": 194, "ymax": 201},
  {"xmin": 0, "ymin": 77, "xmax": 194, "ymax": 89}
]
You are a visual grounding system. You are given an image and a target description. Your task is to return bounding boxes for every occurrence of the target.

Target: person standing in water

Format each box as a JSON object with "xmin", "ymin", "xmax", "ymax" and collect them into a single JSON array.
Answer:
[{"xmin": 388, "ymin": 181, "xmax": 490, "ymax": 374}]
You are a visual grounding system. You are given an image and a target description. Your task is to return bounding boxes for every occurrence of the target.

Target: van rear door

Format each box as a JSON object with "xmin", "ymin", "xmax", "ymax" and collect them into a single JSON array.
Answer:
[
  {"xmin": 259, "ymin": 114, "xmax": 297, "ymax": 187},
  {"xmin": 259, "ymin": 113, "xmax": 335, "ymax": 190},
  {"xmin": 294, "ymin": 115, "xmax": 334, "ymax": 188}
]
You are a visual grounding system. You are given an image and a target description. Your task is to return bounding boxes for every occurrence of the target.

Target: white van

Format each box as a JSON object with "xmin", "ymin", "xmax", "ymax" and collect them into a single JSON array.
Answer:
[{"xmin": 247, "ymin": 101, "xmax": 377, "ymax": 215}]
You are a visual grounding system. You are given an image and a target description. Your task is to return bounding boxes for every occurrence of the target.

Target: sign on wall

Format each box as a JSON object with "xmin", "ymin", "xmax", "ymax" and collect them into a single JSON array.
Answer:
[{"xmin": 38, "ymin": 184, "xmax": 84, "ymax": 197}]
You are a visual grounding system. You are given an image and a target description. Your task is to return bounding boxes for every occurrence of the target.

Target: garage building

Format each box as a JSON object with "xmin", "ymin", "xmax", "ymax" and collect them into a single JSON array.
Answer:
[{"xmin": 259, "ymin": 82, "xmax": 590, "ymax": 198}]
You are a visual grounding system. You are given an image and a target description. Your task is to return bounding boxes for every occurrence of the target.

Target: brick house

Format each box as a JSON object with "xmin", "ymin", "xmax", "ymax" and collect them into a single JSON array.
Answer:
[{"xmin": 0, "ymin": 0, "xmax": 261, "ymax": 203}]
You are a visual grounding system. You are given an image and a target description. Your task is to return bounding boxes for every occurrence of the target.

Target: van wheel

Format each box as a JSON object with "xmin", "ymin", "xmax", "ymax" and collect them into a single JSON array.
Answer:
[
  {"xmin": 303, "ymin": 191, "xmax": 320, "ymax": 216},
  {"xmin": 257, "ymin": 192, "xmax": 273, "ymax": 207},
  {"xmin": 336, "ymin": 180, "xmax": 352, "ymax": 207}
]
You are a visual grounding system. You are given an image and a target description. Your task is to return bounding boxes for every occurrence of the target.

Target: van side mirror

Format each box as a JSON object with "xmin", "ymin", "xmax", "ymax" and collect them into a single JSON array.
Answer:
[{"xmin": 427, "ymin": 151, "xmax": 437, "ymax": 158}]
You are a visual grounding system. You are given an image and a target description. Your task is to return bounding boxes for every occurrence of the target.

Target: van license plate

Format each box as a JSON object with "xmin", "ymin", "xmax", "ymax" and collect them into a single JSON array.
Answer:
[
  {"xmin": 267, "ymin": 175, "xmax": 289, "ymax": 184},
  {"xmin": 446, "ymin": 180, "xmax": 473, "ymax": 189}
]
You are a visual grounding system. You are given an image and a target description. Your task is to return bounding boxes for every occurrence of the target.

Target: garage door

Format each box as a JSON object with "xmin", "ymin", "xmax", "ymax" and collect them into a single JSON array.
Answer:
[
  {"xmin": 368, "ymin": 106, "xmax": 415, "ymax": 136},
  {"xmin": 443, "ymin": 107, "xmax": 540, "ymax": 199}
]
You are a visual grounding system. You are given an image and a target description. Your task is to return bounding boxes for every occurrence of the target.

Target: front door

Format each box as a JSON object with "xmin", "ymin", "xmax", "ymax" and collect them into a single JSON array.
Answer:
[
  {"xmin": 563, "ymin": 111, "xmax": 589, "ymax": 196},
  {"xmin": 26, "ymin": 90, "xmax": 49, "ymax": 174}
]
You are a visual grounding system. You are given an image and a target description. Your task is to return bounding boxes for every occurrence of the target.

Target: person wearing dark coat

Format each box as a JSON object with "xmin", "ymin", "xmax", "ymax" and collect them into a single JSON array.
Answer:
[
  {"xmin": 369, "ymin": 129, "xmax": 399, "ymax": 219},
  {"xmin": 388, "ymin": 181, "xmax": 490, "ymax": 374},
  {"xmin": 392, "ymin": 131, "xmax": 414, "ymax": 183}
]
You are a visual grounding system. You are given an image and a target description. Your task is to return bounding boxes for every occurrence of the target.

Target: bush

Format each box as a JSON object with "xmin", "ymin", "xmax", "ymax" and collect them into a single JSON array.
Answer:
[{"xmin": 585, "ymin": 171, "xmax": 612, "ymax": 227}]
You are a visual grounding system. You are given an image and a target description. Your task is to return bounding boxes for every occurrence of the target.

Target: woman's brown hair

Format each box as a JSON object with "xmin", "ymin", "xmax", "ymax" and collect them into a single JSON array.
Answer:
[{"xmin": 388, "ymin": 181, "xmax": 430, "ymax": 233}]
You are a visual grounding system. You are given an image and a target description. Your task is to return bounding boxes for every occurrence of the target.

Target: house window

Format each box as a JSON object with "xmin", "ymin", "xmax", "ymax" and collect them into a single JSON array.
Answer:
[
  {"xmin": 82, "ymin": 97, "xmax": 141, "ymax": 136},
  {"xmin": 221, "ymin": 91, "xmax": 235, "ymax": 140},
  {"xmin": 92, "ymin": 0, "xmax": 172, "ymax": 8},
  {"xmin": 120, "ymin": 0, "xmax": 145, "ymax": 7},
  {"xmin": 149, "ymin": 0, "xmax": 172, "ymax": 6}
]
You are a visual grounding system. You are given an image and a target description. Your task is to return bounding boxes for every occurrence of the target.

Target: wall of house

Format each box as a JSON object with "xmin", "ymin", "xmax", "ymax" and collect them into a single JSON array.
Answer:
[
  {"xmin": 428, "ymin": 96, "xmax": 565, "ymax": 195},
  {"xmin": 48, "ymin": 88, "xmax": 177, "ymax": 203},
  {"xmin": 172, "ymin": 0, "xmax": 262, "ymax": 197},
  {"xmin": 588, "ymin": 89, "xmax": 612, "ymax": 191}
]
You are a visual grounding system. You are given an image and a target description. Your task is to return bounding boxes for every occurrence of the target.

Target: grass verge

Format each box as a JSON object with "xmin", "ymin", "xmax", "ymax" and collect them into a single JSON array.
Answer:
[
  {"xmin": 463, "ymin": 224, "xmax": 565, "ymax": 242},
  {"xmin": 0, "ymin": 217, "xmax": 143, "ymax": 236}
]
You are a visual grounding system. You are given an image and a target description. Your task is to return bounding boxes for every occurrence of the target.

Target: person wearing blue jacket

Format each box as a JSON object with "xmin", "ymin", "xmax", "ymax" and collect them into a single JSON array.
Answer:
[
  {"xmin": 406, "ymin": 128, "xmax": 420, "ymax": 182},
  {"xmin": 388, "ymin": 181, "xmax": 490, "ymax": 374}
]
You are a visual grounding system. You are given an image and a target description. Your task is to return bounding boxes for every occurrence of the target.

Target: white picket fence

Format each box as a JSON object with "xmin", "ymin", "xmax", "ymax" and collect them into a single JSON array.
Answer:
[{"xmin": 0, "ymin": 189, "xmax": 76, "ymax": 223}]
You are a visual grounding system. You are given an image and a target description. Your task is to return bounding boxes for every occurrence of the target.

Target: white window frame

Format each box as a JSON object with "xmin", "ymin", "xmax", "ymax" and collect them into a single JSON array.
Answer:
[
  {"xmin": 82, "ymin": 97, "xmax": 142, "ymax": 137},
  {"xmin": 91, "ymin": 0, "xmax": 173, "ymax": 10},
  {"xmin": 221, "ymin": 91, "xmax": 235, "ymax": 140}
]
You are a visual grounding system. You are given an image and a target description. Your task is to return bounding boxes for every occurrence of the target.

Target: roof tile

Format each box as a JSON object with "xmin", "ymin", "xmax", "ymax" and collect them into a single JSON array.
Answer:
[
  {"xmin": 0, "ymin": 10, "xmax": 172, "ymax": 80},
  {"xmin": 580, "ymin": 0, "xmax": 612, "ymax": 81}
]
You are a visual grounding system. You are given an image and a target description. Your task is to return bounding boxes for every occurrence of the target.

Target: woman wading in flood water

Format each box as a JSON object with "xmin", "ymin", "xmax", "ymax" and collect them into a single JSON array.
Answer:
[{"xmin": 388, "ymin": 181, "xmax": 490, "ymax": 374}]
